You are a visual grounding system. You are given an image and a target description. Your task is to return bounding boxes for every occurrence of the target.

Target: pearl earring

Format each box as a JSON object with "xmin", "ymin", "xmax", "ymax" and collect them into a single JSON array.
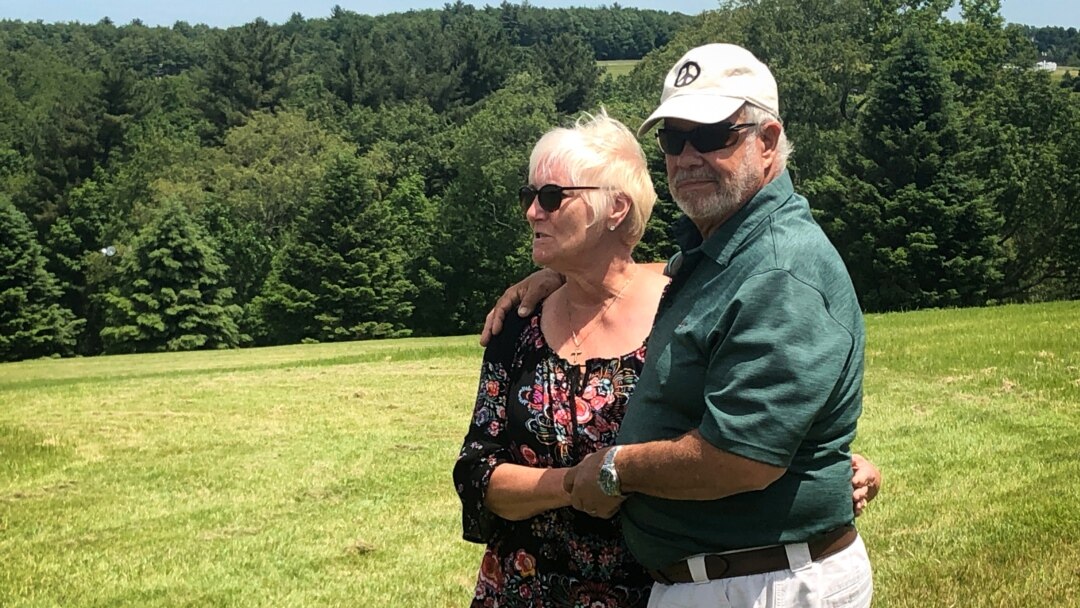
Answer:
[{"xmin": 608, "ymin": 225, "xmax": 616, "ymax": 231}]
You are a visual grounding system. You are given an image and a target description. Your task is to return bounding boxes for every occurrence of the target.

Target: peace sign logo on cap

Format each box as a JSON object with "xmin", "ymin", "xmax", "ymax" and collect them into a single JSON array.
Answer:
[{"xmin": 674, "ymin": 61, "xmax": 701, "ymax": 87}]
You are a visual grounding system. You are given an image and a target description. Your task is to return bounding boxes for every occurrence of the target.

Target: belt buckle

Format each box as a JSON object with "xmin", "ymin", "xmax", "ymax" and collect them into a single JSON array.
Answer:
[{"xmin": 712, "ymin": 552, "xmax": 730, "ymax": 578}]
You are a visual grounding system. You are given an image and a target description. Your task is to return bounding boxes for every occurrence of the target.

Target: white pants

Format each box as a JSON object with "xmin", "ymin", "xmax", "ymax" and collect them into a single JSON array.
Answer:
[{"xmin": 646, "ymin": 535, "xmax": 873, "ymax": 608}]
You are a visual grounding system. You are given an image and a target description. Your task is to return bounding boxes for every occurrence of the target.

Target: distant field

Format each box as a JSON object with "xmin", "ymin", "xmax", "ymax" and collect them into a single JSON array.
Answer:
[
  {"xmin": 2, "ymin": 301, "xmax": 1078, "ymax": 607},
  {"xmin": 1053, "ymin": 65, "xmax": 1078, "ymax": 80},
  {"xmin": 598, "ymin": 58, "xmax": 1080, "ymax": 84},
  {"xmin": 598, "ymin": 58, "xmax": 640, "ymax": 78}
]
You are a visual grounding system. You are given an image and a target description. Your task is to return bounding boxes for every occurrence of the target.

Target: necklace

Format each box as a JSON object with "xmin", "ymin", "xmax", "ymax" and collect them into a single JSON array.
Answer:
[{"xmin": 567, "ymin": 266, "xmax": 638, "ymax": 365}]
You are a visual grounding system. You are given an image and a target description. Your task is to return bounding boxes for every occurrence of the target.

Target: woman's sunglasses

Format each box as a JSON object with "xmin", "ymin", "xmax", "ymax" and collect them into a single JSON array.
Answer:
[
  {"xmin": 519, "ymin": 184, "xmax": 601, "ymax": 213},
  {"xmin": 655, "ymin": 122, "xmax": 757, "ymax": 155}
]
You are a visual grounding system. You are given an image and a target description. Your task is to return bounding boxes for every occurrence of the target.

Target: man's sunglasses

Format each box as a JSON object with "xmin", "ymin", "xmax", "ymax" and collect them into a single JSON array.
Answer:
[
  {"xmin": 519, "ymin": 184, "xmax": 601, "ymax": 213},
  {"xmin": 656, "ymin": 122, "xmax": 757, "ymax": 155}
]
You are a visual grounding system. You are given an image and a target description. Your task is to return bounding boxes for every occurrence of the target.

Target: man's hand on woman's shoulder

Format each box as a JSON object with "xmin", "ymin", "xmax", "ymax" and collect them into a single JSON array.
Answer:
[
  {"xmin": 480, "ymin": 268, "xmax": 564, "ymax": 346},
  {"xmin": 479, "ymin": 263, "xmax": 669, "ymax": 346}
]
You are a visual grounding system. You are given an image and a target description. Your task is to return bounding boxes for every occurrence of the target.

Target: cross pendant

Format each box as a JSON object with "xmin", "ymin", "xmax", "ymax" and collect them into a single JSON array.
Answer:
[{"xmin": 570, "ymin": 349, "xmax": 582, "ymax": 362}]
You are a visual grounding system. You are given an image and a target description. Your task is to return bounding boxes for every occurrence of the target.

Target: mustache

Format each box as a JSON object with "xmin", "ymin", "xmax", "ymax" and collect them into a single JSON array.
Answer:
[{"xmin": 671, "ymin": 169, "xmax": 720, "ymax": 188}]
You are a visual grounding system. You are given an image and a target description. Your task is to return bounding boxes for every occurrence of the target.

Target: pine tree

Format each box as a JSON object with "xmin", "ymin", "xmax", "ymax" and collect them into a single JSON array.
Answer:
[
  {"xmin": 435, "ymin": 72, "xmax": 558, "ymax": 333},
  {"xmin": 36, "ymin": 169, "xmax": 140, "ymax": 355},
  {"xmin": 381, "ymin": 171, "xmax": 443, "ymax": 336},
  {"xmin": 251, "ymin": 154, "xmax": 415, "ymax": 345},
  {"xmin": 198, "ymin": 18, "xmax": 294, "ymax": 137},
  {"xmin": 43, "ymin": 217, "xmax": 85, "ymax": 330},
  {"xmin": 99, "ymin": 200, "xmax": 242, "ymax": 353},
  {"xmin": 529, "ymin": 32, "xmax": 602, "ymax": 114},
  {"xmin": 0, "ymin": 198, "xmax": 82, "ymax": 361},
  {"xmin": 816, "ymin": 29, "xmax": 1005, "ymax": 311}
]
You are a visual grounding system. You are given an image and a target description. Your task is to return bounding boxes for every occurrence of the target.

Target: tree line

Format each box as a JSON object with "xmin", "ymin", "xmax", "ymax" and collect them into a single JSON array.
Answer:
[
  {"xmin": 1021, "ymin": 24, "xmax": 1080, "ymax": 65},
  {"xmin": 2, "ymin": 0, "xmax": 1078, "ymax": 362}
]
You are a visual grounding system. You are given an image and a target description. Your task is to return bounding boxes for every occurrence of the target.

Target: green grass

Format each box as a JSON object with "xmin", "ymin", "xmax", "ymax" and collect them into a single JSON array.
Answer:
[
  {"xmin": 598, "ymin": 59, "xmax": 639, "ymax": 78},
  {"xmin": 2, "ymin": 302, "xmax": 1079, "ymax": 606},
  {"xmin": 1052, "ymin": 65, "xmax": 1078, "ymax": 80}
]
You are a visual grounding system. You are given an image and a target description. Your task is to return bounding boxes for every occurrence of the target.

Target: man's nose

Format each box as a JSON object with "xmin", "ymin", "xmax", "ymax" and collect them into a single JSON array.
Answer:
[{"xmin": 673, "ymin": 145, "xmax": 705, "ymax": 167}]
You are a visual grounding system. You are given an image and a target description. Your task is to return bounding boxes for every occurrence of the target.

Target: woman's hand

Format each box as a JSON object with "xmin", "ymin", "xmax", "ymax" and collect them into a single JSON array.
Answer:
[{"xmin": 851, "ymin": 453, "xmax": 881, "ymax": 516}]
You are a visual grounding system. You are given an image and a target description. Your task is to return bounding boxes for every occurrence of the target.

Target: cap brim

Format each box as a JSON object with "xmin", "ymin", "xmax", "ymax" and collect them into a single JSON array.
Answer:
[{"xmin": 637, "ymin": 95, "xmax": 745, "ymax": 138}]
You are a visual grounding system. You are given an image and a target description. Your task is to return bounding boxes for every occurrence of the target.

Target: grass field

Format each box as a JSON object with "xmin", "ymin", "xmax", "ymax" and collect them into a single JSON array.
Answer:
[
  {"xmin": 2, "ymin": 301, "xmax": 1079, "ymax": 606},
  {"xmin": 598, "ymin": 59, "xmax": 639, "ymax": 78},
  {"xmin": 1052, "ymin": 65, "xmax": 1079, "ymax": 81}
]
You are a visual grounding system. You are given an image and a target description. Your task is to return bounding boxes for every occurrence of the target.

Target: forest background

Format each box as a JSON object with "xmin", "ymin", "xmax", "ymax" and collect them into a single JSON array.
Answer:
[{"xmin": 2, "ymin": 0, "xmax": 1079, "ymax": 362}]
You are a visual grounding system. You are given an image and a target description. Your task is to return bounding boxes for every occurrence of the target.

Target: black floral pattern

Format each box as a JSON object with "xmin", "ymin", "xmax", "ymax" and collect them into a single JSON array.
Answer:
[{"xmin": 454, "ymin": 308, "xmax": 651, "ymax": 608}]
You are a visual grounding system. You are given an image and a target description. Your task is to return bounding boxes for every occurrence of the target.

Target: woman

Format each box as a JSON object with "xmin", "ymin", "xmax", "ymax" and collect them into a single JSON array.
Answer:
[{"xmin": 453, "ymin": 112, "xmax": 879, "ymax": 607}]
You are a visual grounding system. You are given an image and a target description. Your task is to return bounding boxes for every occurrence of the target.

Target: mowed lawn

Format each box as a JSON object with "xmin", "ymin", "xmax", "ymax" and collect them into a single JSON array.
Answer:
[
  {"xmin": 1, "ymin": 301, "xmax": 1078, "ymax": 607},
  {"xmin": 1053, "ymin": 65, "xmax": 1078, "ymax": 80},
  {"xmin": 598, "ymin": 59, "xmax": 639, "ymax": 78}
]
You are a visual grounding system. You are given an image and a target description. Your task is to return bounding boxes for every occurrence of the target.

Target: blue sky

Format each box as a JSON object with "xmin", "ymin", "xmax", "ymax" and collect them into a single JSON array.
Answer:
[{"xmin": 1, "ymin": 0, "xmax": 1077, "ymax": 29}]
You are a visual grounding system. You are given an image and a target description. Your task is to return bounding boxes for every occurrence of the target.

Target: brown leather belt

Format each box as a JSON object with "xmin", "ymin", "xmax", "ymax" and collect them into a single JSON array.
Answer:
[{"xmin": 647, "ymin": 525, "xmax": 858, "ymax": 584}]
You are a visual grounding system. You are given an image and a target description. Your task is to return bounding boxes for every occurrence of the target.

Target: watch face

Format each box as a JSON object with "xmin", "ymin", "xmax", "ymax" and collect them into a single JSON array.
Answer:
[{"xmin": 599, "ymin": 466, "xmax": 619, "ymax": 496}]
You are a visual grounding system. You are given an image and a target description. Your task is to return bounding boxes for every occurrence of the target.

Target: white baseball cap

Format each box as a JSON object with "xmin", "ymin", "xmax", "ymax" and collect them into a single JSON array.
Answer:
[{"xmin": 638, "ymin": 43, "xmax": 779, "ymax": 137}]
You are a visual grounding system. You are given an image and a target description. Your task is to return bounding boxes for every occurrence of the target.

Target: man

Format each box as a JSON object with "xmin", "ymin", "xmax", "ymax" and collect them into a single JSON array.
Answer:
[{"xmin": 486, "ymin": 43, "xmax": 873, "ymax": 608}]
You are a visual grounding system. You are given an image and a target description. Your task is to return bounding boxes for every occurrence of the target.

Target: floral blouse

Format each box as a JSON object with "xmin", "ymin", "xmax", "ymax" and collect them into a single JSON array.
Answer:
[{"xmin": 453, "ymin": 307, "xmax": 652, "ymax": 608}]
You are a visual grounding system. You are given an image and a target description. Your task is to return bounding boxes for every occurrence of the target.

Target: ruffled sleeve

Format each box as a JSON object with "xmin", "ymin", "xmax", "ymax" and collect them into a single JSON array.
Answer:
[
  {"xmin": 452, "ymin": 314, "xmax": 526, "ymax": 544},
  {"xmin": 453, "ymin": 361, "xmax": 514, "ymax": 543}
]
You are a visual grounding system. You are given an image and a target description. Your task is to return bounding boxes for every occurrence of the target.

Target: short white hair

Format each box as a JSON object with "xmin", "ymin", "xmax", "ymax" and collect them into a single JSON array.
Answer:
[
  {"xmin": 529, "ymin": 109, "xmax": 657, "ymax": 247},
  {"xmin": 742, "ymin": 104, "xmax": 793, "ymax": 171}
]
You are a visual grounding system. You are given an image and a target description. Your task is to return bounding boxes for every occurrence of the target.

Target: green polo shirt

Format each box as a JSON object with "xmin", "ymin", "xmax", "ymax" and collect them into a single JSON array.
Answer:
[{"xmin": 617, "ymin": 170, "xmax": 865, "ymax": 570}]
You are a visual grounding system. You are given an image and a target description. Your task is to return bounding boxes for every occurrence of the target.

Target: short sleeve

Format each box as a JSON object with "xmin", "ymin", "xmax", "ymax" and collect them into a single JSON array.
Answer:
[{"xmin": 697, "ymin": 269, "xmax": 857, "ymax": 467}]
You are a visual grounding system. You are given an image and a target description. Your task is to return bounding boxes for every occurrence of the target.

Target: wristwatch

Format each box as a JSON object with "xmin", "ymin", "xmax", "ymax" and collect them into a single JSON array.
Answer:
[{"xmin": 598, "ymin": 446, "xmax": 624, "ymax": 497}]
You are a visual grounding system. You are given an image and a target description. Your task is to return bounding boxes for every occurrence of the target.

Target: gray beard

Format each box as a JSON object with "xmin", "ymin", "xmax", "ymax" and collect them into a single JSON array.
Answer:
[{"xmin": 671, "ymin": 153, "xmax": 760, "ymax": 223}]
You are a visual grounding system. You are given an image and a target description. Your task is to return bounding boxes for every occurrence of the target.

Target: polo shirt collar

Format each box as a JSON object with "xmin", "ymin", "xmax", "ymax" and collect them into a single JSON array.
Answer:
[{"xmin": 672, "ymin": 170, "xmax": 795, "ymax": 265}]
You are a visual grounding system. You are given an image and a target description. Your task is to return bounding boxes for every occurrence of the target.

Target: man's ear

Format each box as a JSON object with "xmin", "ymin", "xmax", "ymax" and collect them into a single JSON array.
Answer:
[{"xmin": 759, "ymin": 121, "xmax": 783, "ymax": 164}]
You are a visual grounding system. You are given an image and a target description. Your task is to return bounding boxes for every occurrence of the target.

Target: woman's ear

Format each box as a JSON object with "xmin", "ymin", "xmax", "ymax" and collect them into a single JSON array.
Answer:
[{"xmin": 608, "ymin": 192, "xmax": 632, "ymax": 231}]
